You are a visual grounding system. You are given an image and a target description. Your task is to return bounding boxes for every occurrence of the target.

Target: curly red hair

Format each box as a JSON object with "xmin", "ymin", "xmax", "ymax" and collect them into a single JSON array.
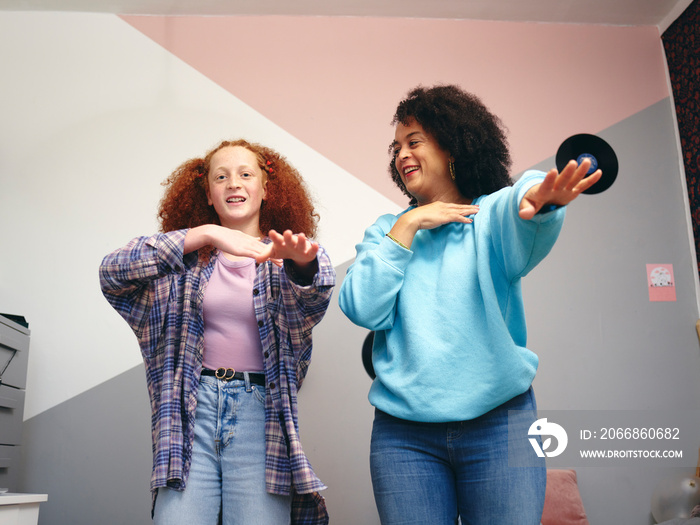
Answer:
[{"xmin": 158, "ymin": 139, "xmax": 318, "ymax": 240}]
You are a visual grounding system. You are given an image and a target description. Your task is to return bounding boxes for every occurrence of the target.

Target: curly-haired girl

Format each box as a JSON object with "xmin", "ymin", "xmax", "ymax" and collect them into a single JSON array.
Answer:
[
  {"xmin": 340, "ymin": 85, "xmax": 601, "ymax": 524},
  {"xmin": 100, "ymin": 139, "xmax": 335, "ymax": 525}
]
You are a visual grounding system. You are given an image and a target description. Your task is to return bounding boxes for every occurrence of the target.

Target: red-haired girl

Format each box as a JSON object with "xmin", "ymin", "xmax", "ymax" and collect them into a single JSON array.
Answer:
[{"xmin": 100, "ymin": 139, "xmax": 335, "ymax": 525}]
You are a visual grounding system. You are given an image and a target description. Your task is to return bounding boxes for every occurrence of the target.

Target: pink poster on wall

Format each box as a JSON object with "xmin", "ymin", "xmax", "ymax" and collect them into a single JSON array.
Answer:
[{"xmin": 647, "ymin": 264, "xmax": 676, "ymax": 302}]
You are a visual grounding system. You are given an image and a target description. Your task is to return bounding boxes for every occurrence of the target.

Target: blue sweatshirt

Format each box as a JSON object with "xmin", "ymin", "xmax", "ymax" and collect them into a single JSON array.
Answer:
[{"xmin": 338, "ymin": 171, "xmax": 565, "ymax": 422}]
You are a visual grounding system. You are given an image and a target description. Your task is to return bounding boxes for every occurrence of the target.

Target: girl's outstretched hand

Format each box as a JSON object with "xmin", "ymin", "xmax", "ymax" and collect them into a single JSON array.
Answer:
[
  {"xmin": 184, "ymin": 224, "xmax": 269, "ymax": 259},
  {"xmin": 519, "ymin": 158, "xmax": 602, "ymax": 220},
  {"xmin": 256, "ymin": 230, "xmax": 320, "ymax": 282},
  {"xmin": 184, "ymin": 226, "xmax": 318, "ymax": 278}
]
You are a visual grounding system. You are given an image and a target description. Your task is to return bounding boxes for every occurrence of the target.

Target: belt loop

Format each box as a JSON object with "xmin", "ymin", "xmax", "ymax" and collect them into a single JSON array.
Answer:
[{"xmin": 243, "ymin": 371, "xmax": 252, "ymax": 392}]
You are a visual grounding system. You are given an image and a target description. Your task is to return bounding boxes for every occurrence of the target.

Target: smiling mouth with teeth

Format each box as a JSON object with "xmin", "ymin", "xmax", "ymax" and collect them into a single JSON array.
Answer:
[
  {"xmin": 226, "ymin": 197, "xmax": 246, "ymax": 203},
  {"xmin": 403, "ymin": 166, "xmax": 419, "ymax": 175}
]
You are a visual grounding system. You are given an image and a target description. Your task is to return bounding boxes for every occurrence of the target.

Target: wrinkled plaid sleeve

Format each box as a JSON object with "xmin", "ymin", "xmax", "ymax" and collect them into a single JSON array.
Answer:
[
  {"xmin": 283, "ymin": 246, "xmax": 336, "ymax": 385},
  {"xmin": 99, "ymin": 230, "xmax": 194, "ymax": 345},
  {"xmin": 99, "ymin": 229, "xmax": 203, "ymax": 502}
]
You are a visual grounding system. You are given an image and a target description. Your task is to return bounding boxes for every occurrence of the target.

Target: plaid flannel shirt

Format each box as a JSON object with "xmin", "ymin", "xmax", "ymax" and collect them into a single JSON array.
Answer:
[{"xmin": 99, "ymin": 229, "xmax": 335, "ymax": 525}]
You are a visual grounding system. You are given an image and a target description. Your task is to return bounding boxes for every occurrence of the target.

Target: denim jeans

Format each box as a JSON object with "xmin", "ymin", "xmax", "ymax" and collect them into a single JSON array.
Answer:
[
  {"xmin": 153, "ymin": 374, "xmax": 292, "ymax": 525},
  {"xmin": 370, "ymin": 388, "xmax": 546, "ymax": 525}
]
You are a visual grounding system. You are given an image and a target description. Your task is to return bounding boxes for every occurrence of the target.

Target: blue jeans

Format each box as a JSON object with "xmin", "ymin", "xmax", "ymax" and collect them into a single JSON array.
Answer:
[
  {"xmin": 153, "ymin": 375, "xmax": 292, "ymax": 525},
  {"xmin": 370, "ymin": 388, "xmax": 546, "ymax": 525}
]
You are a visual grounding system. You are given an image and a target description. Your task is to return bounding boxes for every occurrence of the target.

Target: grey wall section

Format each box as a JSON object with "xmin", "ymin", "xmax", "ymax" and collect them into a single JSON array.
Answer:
[
  {"xmin": 18, "ymin": 97, "xmax": 700, "ymax": 525},
  {"xmin": 526, "ymin": 97, "xmax": 699, "ymax": 413},
  {"xmin": 19, "ymin": 365, "xmax": 153, "ymax": 524},
  {"xmin": 522, "ymin": 97, "xmax": 700, "ymax": 524}
]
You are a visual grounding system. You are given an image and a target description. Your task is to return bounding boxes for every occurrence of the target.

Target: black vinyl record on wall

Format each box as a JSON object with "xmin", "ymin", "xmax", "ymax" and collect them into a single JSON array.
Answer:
[{"xmin": 556, "ymin": 133, "xmax": 619, "ymax": 194}]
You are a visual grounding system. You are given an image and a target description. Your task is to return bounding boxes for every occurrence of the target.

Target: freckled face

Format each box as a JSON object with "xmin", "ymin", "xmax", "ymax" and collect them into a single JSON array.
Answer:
[
  {"xmin": 206, "ymin": 146, "xmax": 267, "ymax": 235},
  {"xmin": 392, "ymin": 119, "xmax": 454, "ymax": 205}
]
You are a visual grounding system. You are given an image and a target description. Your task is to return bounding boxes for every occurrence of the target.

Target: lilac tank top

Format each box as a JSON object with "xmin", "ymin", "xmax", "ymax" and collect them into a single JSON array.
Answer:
[{"xmin": 202, "ymin": 255, "xmax": 264, "ymax": 372}]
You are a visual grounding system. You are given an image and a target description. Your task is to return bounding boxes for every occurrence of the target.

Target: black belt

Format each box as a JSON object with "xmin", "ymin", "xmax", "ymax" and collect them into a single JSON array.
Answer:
[{"xmin": 201, "ymin": 368, "xmax": 266, "ymax": 386}]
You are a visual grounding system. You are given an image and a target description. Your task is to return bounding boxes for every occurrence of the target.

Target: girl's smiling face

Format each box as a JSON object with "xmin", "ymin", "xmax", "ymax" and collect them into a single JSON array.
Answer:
[
  {"xmin": 392, "ymin": 119, "xmax": 455, "ymax": 205},
  {"xmin": 206, "ymin": 145, "xmax": 267, "ymax": 235}
]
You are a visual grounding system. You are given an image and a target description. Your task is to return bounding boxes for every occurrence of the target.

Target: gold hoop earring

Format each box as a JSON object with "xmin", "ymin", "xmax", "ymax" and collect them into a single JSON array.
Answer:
[{"xmin": 449, "ymin": 160, "xmax": 456, "ymax": 181}]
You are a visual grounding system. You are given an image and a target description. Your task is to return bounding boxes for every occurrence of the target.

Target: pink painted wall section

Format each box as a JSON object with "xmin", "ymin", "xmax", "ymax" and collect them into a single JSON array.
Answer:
[{"xmin": 122, "ymin": 15, "xmax": 669, "ymax": 204}]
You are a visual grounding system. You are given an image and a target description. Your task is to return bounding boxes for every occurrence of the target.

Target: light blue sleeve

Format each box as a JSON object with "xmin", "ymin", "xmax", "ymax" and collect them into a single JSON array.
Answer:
[
  {"xmin": 338, "ymin": 213, "xmax": 413, "ymax": 331},
  {"xmin": 481, "ymin": 170, "xmax": 566, "ymax": 280}
]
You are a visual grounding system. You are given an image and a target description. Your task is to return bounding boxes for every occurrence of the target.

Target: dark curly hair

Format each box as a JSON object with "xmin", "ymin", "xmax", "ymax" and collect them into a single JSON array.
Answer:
[
  {"xmin": 389, "ymin": 85, "xmax": 513, "ymax": 204},
  {"xmin": 158, "ymin": 139, "xmax": 318, "ymax": 258}
]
